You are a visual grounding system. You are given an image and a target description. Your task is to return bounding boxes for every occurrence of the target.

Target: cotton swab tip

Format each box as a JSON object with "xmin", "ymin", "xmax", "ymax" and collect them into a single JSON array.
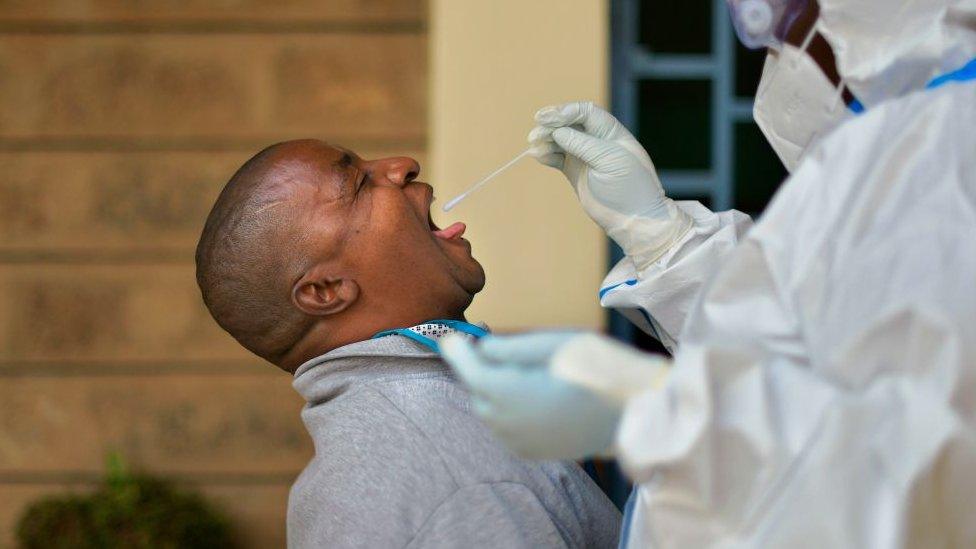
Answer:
[{"xmin": 442, "ymin": 196, "xmax": 464, "ymax": 212}]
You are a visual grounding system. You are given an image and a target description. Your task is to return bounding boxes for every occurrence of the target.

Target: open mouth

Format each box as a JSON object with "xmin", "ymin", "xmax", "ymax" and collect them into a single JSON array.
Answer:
[{"xmin": 427, "ymin": 195, "xmax": 466, "ymax": 241}]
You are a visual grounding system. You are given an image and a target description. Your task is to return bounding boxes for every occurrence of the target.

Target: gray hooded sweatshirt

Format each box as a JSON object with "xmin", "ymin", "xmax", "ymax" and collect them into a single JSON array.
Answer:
[{"xmin": 287, "ymin": 335, "xmax": 621, "ymax": 548}]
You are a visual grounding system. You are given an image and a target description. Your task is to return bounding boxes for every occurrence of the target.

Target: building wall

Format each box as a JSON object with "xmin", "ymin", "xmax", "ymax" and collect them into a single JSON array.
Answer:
[
  {"xmin": 0, "ymin": 1, "xmax": 611, "ymax": 544},
  {"xmin": 0, "ymin": 1, "xmax": 426, "ymax": 546},
  {"xmin": 429, "ymin": 0, "xmax": 609, "ymax": 331}
]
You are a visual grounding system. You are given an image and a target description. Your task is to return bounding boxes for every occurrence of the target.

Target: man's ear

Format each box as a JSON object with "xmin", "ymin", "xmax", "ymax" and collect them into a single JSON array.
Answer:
[{"xmin": 291, "ymin": 264, "xmax": 360, "ymax": 317}]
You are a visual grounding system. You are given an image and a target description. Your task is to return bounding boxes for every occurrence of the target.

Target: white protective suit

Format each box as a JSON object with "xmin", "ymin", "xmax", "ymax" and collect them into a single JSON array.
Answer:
[{"xmin": 596, "ymin": 3, "xmax": 976, "ymax": 545}]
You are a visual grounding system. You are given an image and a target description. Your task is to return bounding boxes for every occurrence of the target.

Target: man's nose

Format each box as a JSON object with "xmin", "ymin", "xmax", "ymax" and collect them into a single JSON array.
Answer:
[{"xmin": 374, "ymin": 157, "xmax": 421, "ymax": 187}]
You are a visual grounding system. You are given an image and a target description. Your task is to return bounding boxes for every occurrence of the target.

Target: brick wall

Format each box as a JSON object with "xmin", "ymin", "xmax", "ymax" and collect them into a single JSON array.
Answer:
[{"xmin": 0, "ymin": 1, "xmax": 426, "ymax": 546}]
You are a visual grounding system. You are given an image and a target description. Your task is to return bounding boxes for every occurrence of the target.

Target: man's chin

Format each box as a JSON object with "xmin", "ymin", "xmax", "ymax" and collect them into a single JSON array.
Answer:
[
  {"xmin": 456, "ymin": 260, "xmax": 486, "ymax": 297},
  {"xmin": 432, "ymin": 239, "xmax": 484, "ymax": 297},
  {"xmin": 462, "ymin": 266, "xmax": 487, "ymax": 296}
]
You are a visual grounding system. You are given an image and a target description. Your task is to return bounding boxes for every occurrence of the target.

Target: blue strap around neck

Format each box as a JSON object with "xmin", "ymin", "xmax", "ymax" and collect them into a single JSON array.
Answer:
[
  {"xmin": 372, "ymin": 319, "xmax": 489, "ymax": 353},
  {"xmin": 848, "ymin": 56, "xmax": 976, "ymax": 113}
]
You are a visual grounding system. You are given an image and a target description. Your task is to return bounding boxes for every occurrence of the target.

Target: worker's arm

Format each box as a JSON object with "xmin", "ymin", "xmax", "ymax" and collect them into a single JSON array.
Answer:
[
  {"xmin": 529, "ymin": 101, "xmax": 753, "ymax": 351},
  {"xmin": 599, "ymin": 202, "xmax": 751, "ymax": 352}
]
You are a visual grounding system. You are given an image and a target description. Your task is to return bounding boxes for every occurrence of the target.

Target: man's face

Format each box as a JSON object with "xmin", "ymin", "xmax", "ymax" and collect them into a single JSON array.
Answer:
[{"xmin": 281, "ymin": 140, "xmax": 485, "ymax": 325}]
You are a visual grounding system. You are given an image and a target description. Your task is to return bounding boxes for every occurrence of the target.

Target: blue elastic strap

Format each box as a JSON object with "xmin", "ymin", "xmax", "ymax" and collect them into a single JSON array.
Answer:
[
  {"xmin": 372, "ymin": 320, "xmax": 489, "ymax": 353},
  {"xmin": 599, "ymin": 279, "xmax": 638, "ymax": 300},
  {"xmin": 372, "ymin": 328, "xmax": 441, "ymax": 352},
  {"xmin": 596, "ymin": 279, "xmax": 663, "ymax": 342},
  {"xmin": 849, "ymin": 55, "xmax": 976, "ymax": 114},
  {"xmin": 426, "ymin": 319, "xmax": 491, "ymax": 339}
]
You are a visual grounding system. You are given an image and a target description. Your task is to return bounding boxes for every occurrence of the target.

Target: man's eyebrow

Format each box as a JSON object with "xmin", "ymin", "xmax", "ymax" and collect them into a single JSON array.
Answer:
[
  {"xmin": 330, "ymin": 152, "xmax": 357, "ymax": 192},
  {"xmin": 334, "ymin": 152, "xmax": 353, "ymax": 170}
]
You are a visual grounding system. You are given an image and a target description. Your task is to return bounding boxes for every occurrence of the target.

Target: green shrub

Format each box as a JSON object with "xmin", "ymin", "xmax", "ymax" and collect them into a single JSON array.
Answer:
[{"xmin": 16, "ymin": 456, "xmax": 236, "ymax": 549}]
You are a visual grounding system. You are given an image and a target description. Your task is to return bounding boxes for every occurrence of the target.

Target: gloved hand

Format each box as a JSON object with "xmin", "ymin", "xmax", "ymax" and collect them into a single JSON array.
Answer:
[
  {"xmin": 529, "ymin": 101, "xmax": 693, "ymax": 270},
  {"xmin": 441, "ymin": 331, "xmax": 671, "ymax": 461}
]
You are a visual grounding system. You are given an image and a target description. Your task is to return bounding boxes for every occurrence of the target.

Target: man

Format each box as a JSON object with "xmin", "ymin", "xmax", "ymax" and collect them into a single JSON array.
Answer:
[{"xmin": 194, "ymin": 139, "xmax": 621, "ymax": 548}]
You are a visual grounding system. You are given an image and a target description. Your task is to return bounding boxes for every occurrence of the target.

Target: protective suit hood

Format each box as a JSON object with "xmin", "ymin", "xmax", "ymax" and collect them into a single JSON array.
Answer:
[
  {"xmin": 753, "ymin": 0, "xmax": 976, "ymax": 170},
  {"xmin": 819, "ymin": 0, "xmax": 976, "ymax": 107}
]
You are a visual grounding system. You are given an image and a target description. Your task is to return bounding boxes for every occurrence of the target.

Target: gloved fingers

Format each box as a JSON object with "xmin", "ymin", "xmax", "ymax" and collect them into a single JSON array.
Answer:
[
  {"xmin": 440, "ymin": 335, "xmax": 493, "ymax": 388},
  {"xmin": 535, "ymin": 101, "xmax": 593, "ymax": 126},
  {"xmin": 528, "ymin": 126, "xmax": 565, "ymax": 170},
  {"xmin": 527, "ymin": 125, "xmax": 556, "ymax": 143},
  {"xmin": 528, "ymin": 143, "xmax": 564, "ymax": 170},
  {"xmin": 550, "ymin": 334, "xmax": 671, "ymax": 405},
  {"xmin": 535, "ymin": 101, "xmax": 616, "ymax": 137},
  {"xmin": 531, "ymin": 150, "xmax": 565, "ymax": 170},
  {"xmin": 551, "ymin": 126, "xmax": 616, "ymax": 170},
  {"xmin": 441, "ymin": 335, "xmax": 533, "ymax": 395},
  {"xmin": 477, "ymin": 332, "xmax": 577, "ymax": 365}
]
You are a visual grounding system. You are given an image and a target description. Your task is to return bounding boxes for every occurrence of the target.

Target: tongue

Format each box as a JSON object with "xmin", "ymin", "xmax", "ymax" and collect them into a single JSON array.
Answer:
[{"xmin": 433, "ymin": 222, "xmax": 466, "ymax": 240}]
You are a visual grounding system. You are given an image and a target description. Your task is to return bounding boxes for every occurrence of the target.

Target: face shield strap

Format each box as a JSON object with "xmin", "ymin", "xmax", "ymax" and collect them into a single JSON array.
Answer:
[
  {"xmin": 757, "ymin": 21, "xmax": 816, "ymax": 94},
  {"xmin": 807, "ymin": 22, "xmax": 861, "ymax": 114},
  {"xmin": 787, "ymin": 23, "xmax": 851, "ymax": 114},
  {"xmin": 796, "ymin": 21, "xmax": 817, "ymax": 57},
  {"xmin": 829, "ymin": 76, "xmax": 849, "ymax": 113}
]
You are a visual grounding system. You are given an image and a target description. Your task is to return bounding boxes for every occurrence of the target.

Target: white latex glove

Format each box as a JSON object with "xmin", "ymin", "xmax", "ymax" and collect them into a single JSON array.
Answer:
[
  {"xmin": 441, "ymin": 331, "xmax": 670, "ymax": 460},
  {"xmin": 529, "ymin": 101, "xmax": 693, "ymax": 269}
]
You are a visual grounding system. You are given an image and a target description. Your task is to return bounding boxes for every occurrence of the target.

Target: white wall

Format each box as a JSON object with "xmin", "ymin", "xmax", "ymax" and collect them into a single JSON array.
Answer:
[{"xmin": 429, "ymin": 0, "xmax": 609, "ymax": 330}]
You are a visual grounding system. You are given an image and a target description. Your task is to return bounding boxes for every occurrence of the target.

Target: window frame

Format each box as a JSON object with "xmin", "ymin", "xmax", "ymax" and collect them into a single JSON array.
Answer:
[{"xmin": 608, "ymin": 0, "xmax": 761, "ymax": 342}]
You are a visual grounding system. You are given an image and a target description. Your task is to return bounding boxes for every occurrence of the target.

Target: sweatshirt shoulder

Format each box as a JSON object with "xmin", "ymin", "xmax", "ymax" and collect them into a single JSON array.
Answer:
[
  {"xmin": 301, "ymin": 379, "xmax": 463, "ymax": 483},
  {"xmin": 288, "ymin": 383, "xmax": 461, "ymax": 548}
]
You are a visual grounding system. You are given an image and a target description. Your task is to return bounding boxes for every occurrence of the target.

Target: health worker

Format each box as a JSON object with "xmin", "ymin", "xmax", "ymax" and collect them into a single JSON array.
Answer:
[{"xmin": 442, "ymin": 0, "xmax": 976, "ymax": 546}]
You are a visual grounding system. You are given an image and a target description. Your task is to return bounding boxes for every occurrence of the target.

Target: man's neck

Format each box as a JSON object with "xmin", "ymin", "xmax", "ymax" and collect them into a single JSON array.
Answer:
[{"xmin": 277, "ymin": 312, "xmax": 467, "ymax": 373}]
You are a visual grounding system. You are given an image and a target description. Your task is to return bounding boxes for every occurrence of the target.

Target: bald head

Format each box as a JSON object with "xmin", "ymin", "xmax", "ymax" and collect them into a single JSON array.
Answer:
[
  {"xmin": 195, "ymin": 141, "xmax": 316, "ymax": 366},
  {"xmin": 196, "ymin": 139, "xmax": 485, "ymax": 372}
]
